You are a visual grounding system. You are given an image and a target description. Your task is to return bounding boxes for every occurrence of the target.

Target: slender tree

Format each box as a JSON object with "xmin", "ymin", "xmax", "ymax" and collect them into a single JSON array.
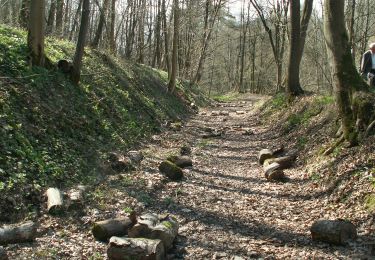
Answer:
[
  {"xmin": 71, "ymin": 0, "xmax": 90, "ymax": 84},
  {"xmin": 168, "ymin": 0, "xmax": 179, "ymax": 92},
  {"xmin": 91, "ymin": 0, "xmax": 110, "ymax": 48}
]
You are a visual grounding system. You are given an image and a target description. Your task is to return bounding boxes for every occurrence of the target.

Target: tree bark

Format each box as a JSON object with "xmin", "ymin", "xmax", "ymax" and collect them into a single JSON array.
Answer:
[
  {"xmin": 46, "ymin": 187, "xmax": 63, "ymax": 214},
  {"xmin": 56, "ymin": 0, "xmax": 64, "ymax": 36},
  {"xmin": 108, "ymin": 0, "xmax": 116, "ymax": 54},
  {"xmin": 0, "ymin": 221, "xmax": 37, "ymax": 245},
  {"xmin": 323, "ymin": 0, "xmax": 368, "ymax": 145},
  {"xmin": 92, "ymin": 216, "xmax": 136, "ymax": 242},
  {"xmin": 27, "ymin": 0, "xmax": 45, "ymax": 67},
  {"xmin": 168, "ymin": 0, "xmax": 179, "ymax": 92},
  {"xmin": 71, "ymin": 0, "xmax": 90, "ymax": 85},
  {"xmin": 47, "ymin": 0, "xmax": 57, "ymax": 34},
  {"xmin": 91, "ymin": 0, "xmax": 110, "ymax": 48},
  {"xmin": 19, "ymin": 0, "xmax": 30, "ymax": 29},
  {"xmin": 107, "ymin": 237, "xmax": 165, "ymax": 260}
]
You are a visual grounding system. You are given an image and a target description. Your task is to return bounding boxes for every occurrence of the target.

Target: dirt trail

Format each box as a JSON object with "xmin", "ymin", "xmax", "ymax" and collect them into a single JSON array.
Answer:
[
  {"xmin": 6, "ymin": 94, "xmax": 371, "ymax": 259},
  {"xmin": 143, "ymin": 94, "xmax": 369, "ymax": 259}
]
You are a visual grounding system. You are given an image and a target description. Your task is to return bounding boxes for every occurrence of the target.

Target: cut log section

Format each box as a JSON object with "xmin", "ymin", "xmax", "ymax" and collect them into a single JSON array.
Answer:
[
  {"xmin": 107, "ymin": 237, "xmax": 165, "ymax": 260},
  {"xmin": 46, "ymin": 188, "xmax": 63, "ymax": 215},
  {"xmin": 92, "ymin": 216, "xmax": 136, "ymax": 242},
  {"xmin": 310, "ymin": 219, "xmax": 357, "ymax": 245},
  {"xmin": 159, "ymin": 161, "xmax": 183, "ymax": 181},
  {"xmin": 129, "ymin": 214, "xmax": 179, "ymax": 250},
  {"xmin": 0, "ymin": 246, "xmax": 7, "ymax": 260},
  {"xmin": 258, "ymin": 149, "xmax": 274, "ymax": 165},
  {"xmin": 68, "ymin": 185, "xmax": 86, "ymax": 209},
  {"xmin": 263, "ymin": 155, "xmax": 296, "ymax": 170},
  {"xmin": 0, "ymin": 221, "xmax": 37, "ymax": 245},
  {"xmin": 167, "ymin": 155, "xmax": 192, "ymax": 168},
  {"xmin": 264, "ymin": 162, "xmax": 285, "ymax": 181}
]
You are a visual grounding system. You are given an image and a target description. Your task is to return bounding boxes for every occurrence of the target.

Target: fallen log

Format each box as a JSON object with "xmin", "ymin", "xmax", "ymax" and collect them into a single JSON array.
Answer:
[
  {"xmin": 107, "ymin": 237, "xmax": 165, "ymax": 260},
  {"xmin": 264, "ymin": 162, "xmax": 285, "ymax": 181},
  {"xmin": 0, "ymin": 221, "xmax": 37, "ymax": 245},
  {"xmin": 129, "ymin": 214, "xmax": 179, "ymax": 250},
  {"xmin": 167, "ymin": 155, "xmax": 192, "ymax": 168},
  {"xmin": 92, "ymin": 216, "xmax": 136, "ymax": 242},
  {"xmin": 46, "ymin": 188, "xmax": 63, "ymax": 215},
  {"xmin": 159, "ymin": 161, "xmax": 183, "ymax": 181},
  {"xmin": 258, "ymin": 149, "xmax": 274, "ymax": 165},
  {"xmin": 0, "ymin": 246, "xmax": 7, "ymax": 260},
  {"xmin": 263, "ymin": 155, "xmax": 296, "ymax": 170},
  {"xmin": 310, "ymin": 219, "xmax": 357, "ymax": 245}
]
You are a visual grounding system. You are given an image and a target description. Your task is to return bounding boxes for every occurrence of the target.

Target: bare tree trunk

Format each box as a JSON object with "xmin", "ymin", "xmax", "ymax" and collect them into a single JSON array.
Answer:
[
  {"xmin": 168, "ymin": 0, "xmax": 179, "ymax": 92},
  {"xmin": 19, "ymin": 0, "xmax": 30, "ymax": 29},
  {"xmin": 69, "ymin": 0, "xmax": 83, "ymax": 41},
  {"xmin": 71, "ymin": 0, "xmax": 90, "ymax": 85},
  {"xmin": 56, "ymin": 0, "xmax": 64, "ymax": 36},
  {"xmin": 162, "ymin": 0, "xmax": 170, "ymax": 73},
  {"xmin": 91, "ymin": 0, "xmax": 110, "ymax": 48},
  {"xmin": 28, "ymin": 0, "xmax": 45, "ymax": 67},
  {"xmin": 109, "ymin": 0, "xmax": 116, "ymax": 54},
  {"xmin": 47, "ymin": 0, "xmax": 57, "ymax": 34},
  {"xmin": 286, "ymin": 0, "xmax": 304, "ymax": 97}
]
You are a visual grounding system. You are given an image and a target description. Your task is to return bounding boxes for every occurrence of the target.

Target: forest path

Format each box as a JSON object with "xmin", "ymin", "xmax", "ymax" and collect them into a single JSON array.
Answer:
[
  {"xmin": 6, "ymin": 94, "xmax": 370, "ymax": 259},
  {"xmin": 143, "ymin": 94, "xmax": 365, "ymax": 259}
]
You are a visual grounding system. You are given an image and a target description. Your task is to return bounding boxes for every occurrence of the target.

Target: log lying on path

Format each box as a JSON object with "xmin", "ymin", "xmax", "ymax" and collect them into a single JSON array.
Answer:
[
  {"xmin": 107, "ymin": 237, "xmax": 165, "ymax": 260},
  {"xmin": 46, "ymin": 188, "xmax": 63, "ymax": 215},
  {"xmin": 129, "ymin": 214, "xmax": 179, "ymax": 251},
  {"xmin": 264, "ymin": 162, "xmax": 285, "ymax": 181},
  {"xmin": 310, "ymin": 219, "xmax": 357, "ymax": 245},
  {"xmin": 0, "ymin": 221, "xmax": 37, "ymax": 245},
  {"xmin": 167, "ymin": 155, "xmax": 192, "ymax": 168},
  {"xmin": 92, "ymin": 215, "xmax": 136, "ymax": 242},
  {"xmin": 0, "ymin": 246, "xmax": 8, "ymax": 260},
  {"xmin": 258, "ymin": 149, "xmax": 274, "ymax": 165},
  {"xmin": 159, "ymin": 161, "xmax": 183, "ymax": 181},
  {"xmin": 263, "ymin": 155, "xmax": 297, "ymax": 170}
]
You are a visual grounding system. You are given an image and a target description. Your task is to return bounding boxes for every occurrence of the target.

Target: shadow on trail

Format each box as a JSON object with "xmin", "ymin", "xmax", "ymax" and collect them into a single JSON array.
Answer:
[{"xmin": 148, "ymin": 198, "xmax": 347, "ymax": 255}]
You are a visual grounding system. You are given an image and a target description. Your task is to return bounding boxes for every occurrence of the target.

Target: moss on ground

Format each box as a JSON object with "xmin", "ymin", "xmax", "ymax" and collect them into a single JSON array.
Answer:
[{"xmin": 0, "ymin": 25, "xmax": 207, "ymax": 220}]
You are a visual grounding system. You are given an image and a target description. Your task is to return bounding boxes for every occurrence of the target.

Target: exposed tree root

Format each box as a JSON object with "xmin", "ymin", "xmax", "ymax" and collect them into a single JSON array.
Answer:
[{"xmin": 323, "ymin": 135, "xmax": 345, "ymax": 156}]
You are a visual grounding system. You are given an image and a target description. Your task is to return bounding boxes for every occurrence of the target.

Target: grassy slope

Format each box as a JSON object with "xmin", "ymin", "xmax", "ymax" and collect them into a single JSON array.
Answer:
[
  {"xmin": 0, "ymin": 25, "xmax": 206, "ymax": 220},
  {"xmin": 258, "ymin": 93, "xmax": 375, "ymax": 216}
]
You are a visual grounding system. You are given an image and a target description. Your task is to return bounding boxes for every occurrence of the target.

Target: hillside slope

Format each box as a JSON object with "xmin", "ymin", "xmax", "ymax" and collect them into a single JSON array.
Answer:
[{"xmin": 0, "ymin": 25, "xmax": 206, "ymax": 221}]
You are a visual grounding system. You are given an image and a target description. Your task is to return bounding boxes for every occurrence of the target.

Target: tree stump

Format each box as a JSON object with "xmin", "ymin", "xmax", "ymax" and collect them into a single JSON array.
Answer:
[
  {"xmin": 258, "ymin": 149, "xmax": 274, "ymax": 165},
  {"xmin": 129, "ymin": 214, "xmax": 179, "ymax": 251},
  {"xmin": 92, "ymin": 215, "xmax": 136, "ymax": 242},
  {"xmin": 180, "ymin": 145, "xmax": 191, "ymax": 156},
  {"xmin": 108, "ymin": 152, "xmax": 135, "ymax": 172},
  {"xmin": 107, "ymin": 237, "xmax": 165, "ymax": 260},
  {"xmin": 159, "ymin": 161, "xmax": 183, "ymax": 181},
  {"xmin": 0, "ymin": 246, "xmax": 7, "ymax": 260},
  {"xmin": 128, "ymin": 151, "xmax": 144, "ymax": 165},
  {"xmin": 167, "ymin": 155, "xmax": 192, "ymax": 168},
  {"xmin": 0, "ymin": 221, "xmax": 37, "ymax": 245},
  {"xmin": 264, "ymin": 162, "xmax": 285, "ymax": 181},
  {"xmin": 46, "ymin": 188, "xmax": 63, "ymax": 215},
  {"xmin": 310, "ymin": 219, "xmax": 357, "ymax": 245},
  {"xmin": 68, "ymin": 185, "xmax": 86, "ymax": 209}
]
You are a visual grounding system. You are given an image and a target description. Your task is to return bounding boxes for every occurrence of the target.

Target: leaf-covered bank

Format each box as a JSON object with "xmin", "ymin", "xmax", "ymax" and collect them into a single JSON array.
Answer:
[{"xmin": 0, "ymin": 25, "xmax": 207, "ymax": 221}]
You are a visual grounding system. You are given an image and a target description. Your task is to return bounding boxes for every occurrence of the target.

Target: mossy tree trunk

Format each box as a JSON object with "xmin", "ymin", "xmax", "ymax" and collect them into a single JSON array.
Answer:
[
  {"xmin": 28, "ymin": 0, "xmax": 45, "ymax": 67},
  {"xmin": 71, "ymin": 0, "xmax": 90, "ymax": 85},
  {"xmin": 323, "ymin": 0, "xmax": 369, "ymax": 146}
]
